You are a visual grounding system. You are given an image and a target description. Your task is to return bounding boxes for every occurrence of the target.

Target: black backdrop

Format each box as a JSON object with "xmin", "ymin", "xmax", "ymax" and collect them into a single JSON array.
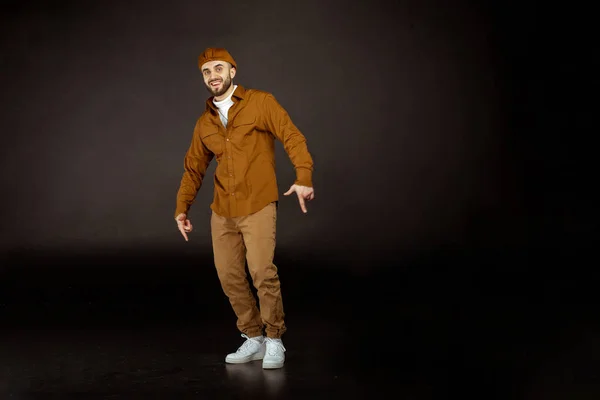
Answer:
[{"xmin": 0, "ymin": 0, "xmax": 595, "ymax": 324}]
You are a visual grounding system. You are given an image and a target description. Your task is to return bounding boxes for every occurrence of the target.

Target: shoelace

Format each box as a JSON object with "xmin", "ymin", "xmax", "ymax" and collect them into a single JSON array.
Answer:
[
  {"xmin": 237, "ymin": 334, "xmax": 262, "ymax": 353},
  {"xmin": 265, "ymin": 338, "xmax": 286, "ymax": 356}
]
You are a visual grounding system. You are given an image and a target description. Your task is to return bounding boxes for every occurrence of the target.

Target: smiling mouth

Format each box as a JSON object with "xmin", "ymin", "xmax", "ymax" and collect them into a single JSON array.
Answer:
[{"xmin": 210, "ymin": 81, "xmax": 222, "ymax": 87}]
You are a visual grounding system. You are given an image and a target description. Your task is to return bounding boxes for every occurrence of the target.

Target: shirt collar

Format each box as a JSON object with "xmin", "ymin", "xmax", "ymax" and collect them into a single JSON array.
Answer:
[{"xmin": 206, "ymin": 84, "xmax": 246, "ymax": 112}]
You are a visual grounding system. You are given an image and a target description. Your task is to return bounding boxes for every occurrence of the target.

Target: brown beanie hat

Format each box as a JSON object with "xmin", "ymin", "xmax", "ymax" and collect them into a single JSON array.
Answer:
[{"xmin": 198, "ymin": 48, "xmax": 237, "ymax": 70}]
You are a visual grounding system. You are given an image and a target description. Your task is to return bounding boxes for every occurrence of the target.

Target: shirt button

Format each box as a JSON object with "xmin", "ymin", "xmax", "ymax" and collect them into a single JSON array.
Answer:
[
  {"xmin": 226, "ymin": 138, "xmax": 230, "ymax": 141},
  {"xmin": 231, "ymin": 193, "xmax": 235, "ymax": 196}
]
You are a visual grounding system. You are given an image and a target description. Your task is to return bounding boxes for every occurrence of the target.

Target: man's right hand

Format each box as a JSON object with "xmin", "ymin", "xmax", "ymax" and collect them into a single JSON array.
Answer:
[{"xmin": 175, "ymin": 213, "xmax": 193, "ymax": 241}]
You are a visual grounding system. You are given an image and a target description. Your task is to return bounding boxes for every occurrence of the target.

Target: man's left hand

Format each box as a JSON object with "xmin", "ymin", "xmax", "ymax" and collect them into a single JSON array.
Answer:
[{"xmin": 284, "ymin": 184, "xmax": 314, "ymax": 213}]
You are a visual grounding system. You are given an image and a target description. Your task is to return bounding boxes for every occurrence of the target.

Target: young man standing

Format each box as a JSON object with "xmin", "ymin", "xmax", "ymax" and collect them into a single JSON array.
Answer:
[{"xmin": 174, "ymin": 48, "xmax": 315, "ymax": 369}]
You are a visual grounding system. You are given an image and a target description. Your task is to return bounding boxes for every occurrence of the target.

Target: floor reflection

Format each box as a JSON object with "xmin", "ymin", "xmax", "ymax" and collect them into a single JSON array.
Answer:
[{"xmin": 225, "ymin": 362, "xmax": 287, "ymax": 398}]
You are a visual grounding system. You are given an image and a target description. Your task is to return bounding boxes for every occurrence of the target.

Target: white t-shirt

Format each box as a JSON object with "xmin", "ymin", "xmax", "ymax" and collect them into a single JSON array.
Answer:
[{"xmin": 212, "ymin": 84, "xmax": 238, "ymax": 127}]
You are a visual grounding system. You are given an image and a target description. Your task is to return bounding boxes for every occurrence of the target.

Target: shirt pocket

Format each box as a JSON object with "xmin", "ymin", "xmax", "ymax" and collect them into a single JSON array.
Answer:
[
  {"xmin": 233, "ymin": 115, "xmax": 258, "ymax": 141},
  {"xmin": 200, "ymin": 128, "xmax": 223, "ymax": 156},
  {"xmin": 233, "ymin": 115, "xmax": 256, "ymax": 128}
]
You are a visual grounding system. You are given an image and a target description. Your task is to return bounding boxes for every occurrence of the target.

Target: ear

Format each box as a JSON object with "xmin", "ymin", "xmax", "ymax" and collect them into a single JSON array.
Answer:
[{"xmin": 229, "ymin": 67, "xmax": 236, "ymax": 79}]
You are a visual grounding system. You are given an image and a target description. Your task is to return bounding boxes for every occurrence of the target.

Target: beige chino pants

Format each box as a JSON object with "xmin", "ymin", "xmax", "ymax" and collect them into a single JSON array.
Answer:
[{"xmin": 210, "ymin": 202, "xmax": 286, "ymax": 338}]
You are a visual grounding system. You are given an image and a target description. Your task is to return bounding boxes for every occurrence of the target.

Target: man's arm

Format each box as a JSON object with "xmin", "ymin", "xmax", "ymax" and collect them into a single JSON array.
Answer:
[
  {"xmin": 174, "ymin": 119, "xmax": 214, "ymax": 218},
  {"xmin": 261, "ymin": 94, "xmax": 314, "ymax": 187}
]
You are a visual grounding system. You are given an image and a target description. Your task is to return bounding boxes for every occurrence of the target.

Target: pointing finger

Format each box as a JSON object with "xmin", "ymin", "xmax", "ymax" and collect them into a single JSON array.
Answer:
[
  {"xmin": 297, "ymin": 192, "xmax": 307, "ymax": 213},
  {"xmin": 178, "ymin": 223, "xmax": 189, "ymax": 241}
]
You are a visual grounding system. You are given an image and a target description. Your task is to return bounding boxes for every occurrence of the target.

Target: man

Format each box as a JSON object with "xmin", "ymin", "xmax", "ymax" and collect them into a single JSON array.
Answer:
[{"xmin": 173, "ymin": 48, "xmax": 315, "ymax": 369}]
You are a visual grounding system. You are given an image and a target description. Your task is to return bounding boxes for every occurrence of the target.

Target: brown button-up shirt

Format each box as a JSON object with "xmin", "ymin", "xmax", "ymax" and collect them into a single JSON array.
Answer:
[{"xmin": 174, "ymin": 85, "xmax": 314, "ymax": 218}]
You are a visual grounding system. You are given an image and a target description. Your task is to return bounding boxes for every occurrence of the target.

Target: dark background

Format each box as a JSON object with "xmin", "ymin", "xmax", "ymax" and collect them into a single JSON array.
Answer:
[
  {"xmin": 0, "ymin": 0, "xmax": 597, "ymax": 396},
  {"xmin": 2, "ymin": 0, "xmax": 546, "ymax": 256},
  {"xmin": 1, "ymin": 0, "xmax": 594, "ymax": 257}
]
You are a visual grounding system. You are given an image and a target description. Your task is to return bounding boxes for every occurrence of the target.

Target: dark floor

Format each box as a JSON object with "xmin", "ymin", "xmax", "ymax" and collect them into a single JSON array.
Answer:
[{"xmin": 1, "ymin": 244, "xmax": 598, "ymax": 399}]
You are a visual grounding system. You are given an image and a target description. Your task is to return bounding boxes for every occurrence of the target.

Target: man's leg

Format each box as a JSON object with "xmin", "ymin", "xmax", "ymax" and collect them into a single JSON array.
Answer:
[
  {"xmin": 211, "ymin": 211, "xmax": 263, "ymax": 338},
  {"xmin": 238, "ymin": 202, "xmax": 286, "ymax": 338},
  {"xmin": 238, "ymin": 202, "xmax": 287, "ymax": 368}
]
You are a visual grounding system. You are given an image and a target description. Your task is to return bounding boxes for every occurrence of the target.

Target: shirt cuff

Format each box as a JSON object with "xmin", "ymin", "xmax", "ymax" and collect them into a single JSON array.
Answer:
[
  {"xmin": 174, "ymin": 204, "xmax": 189, "ymax": 219},
  {"xmin": 294, "ymin": 167, "xmax": 313, "ymax": 187}
]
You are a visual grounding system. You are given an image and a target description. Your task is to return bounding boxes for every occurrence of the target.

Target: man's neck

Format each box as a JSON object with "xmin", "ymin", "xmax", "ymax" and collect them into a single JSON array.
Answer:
[{"xmin": 214, "ymin": 84, "xmax": 235, "ymax": 102}]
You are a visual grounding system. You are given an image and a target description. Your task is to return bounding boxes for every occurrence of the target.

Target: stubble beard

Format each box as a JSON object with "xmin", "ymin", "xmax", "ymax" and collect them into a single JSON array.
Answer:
[{"xmin": 205, "ymin": 75, "xmax": 232, "ymax": 98}]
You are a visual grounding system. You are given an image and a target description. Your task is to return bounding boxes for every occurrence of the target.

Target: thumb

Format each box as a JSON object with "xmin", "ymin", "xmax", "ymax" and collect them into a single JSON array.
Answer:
[{"xmin": 284, "ymin": 187, "xmax": 294, "ymax": 196}]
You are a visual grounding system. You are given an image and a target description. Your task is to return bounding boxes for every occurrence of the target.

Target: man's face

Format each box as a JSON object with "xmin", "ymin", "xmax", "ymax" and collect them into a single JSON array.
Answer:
[{"xmin": 201, "ymin": 60, "xmax": 236, "ymax": 97}]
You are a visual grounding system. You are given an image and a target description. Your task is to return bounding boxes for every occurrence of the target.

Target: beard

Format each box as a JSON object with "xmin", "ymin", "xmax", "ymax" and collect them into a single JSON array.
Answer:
[{"xmin": 205, "ymin": 75, "xmax": 232, "ymax": 97}]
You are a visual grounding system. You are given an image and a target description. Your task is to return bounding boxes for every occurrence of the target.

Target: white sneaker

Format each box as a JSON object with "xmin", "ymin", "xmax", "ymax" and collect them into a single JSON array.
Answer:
[
  {"xmin": 225, "ymin": 334, "xmax": 266, "ymax": 364},
  {"xmin": 262, "ymin": 337, "xmax": 286, "ymax": 369}
]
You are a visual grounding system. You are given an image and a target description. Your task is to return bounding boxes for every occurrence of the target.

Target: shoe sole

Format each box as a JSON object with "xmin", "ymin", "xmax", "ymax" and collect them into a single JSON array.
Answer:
[
  {"xmin": 262, "ymin": 361, "xmax": 284, "ymax": 369},
  {"xmin": 225, "ymin": 352, "xmax": 265, "ymax": 364}
]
